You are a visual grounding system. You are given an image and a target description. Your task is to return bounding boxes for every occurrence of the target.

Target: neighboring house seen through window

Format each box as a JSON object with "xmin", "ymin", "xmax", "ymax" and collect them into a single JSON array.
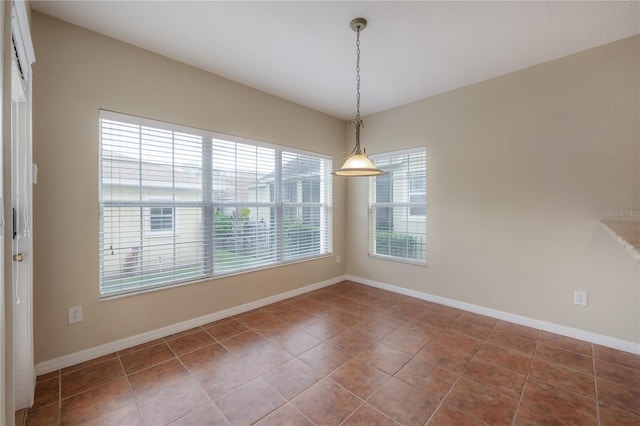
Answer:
[
  {"xmin": 99, "ymin": 110, "xmax": 332, "ymax": 297},
  {"xmin": 369, "ymin": 147, "xmax": 426, "ymax": 264}
]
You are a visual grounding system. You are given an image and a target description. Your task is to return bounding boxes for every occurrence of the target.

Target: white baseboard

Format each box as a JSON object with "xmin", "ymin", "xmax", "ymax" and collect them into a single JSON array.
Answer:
[
  {"xmin": 36, "ymin": 275, "xmax": 346, "ymax": 375},
  {"xmin": 347, "ymin": 275, "xmax": 640, "ymax": 355}
]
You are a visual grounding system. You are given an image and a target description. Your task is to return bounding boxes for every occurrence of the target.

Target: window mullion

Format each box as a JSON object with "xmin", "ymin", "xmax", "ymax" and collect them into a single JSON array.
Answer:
[
  {"xmin": 137, "ymin": 125, "xmax": 144, "ymax": 275},
  {"xmin": 275, "ymin": 151, "xmax": 283, "ymax": 261},
  {"xmin": 203, "ymin": 137, "xmax": 213, "ymax": 276}
]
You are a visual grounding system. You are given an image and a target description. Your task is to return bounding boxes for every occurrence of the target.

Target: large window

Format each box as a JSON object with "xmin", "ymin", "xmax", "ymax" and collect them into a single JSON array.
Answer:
[
  {"xmin": 99, "ymin": 110, "xmax": 332, "ymax": 296},
  {"xmin": 369, "ymin": 147, "xmax": 426, "ymax": 263}
]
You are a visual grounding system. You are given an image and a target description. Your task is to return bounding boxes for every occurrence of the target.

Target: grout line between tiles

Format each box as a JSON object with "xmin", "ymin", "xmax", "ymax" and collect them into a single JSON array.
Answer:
[
  {"xmin": 592, "ymin": 343, "xmax": 601, "ymax": 426},
  {"xmin": 510, "ymin": 339, "xmax": 538, "ymax": 425}
]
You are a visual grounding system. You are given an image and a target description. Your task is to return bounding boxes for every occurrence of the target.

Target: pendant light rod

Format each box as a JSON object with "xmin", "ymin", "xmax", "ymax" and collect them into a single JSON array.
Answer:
[{"xmin": 351, "ymin": 18, "xmax": 365, "ymax": 156}]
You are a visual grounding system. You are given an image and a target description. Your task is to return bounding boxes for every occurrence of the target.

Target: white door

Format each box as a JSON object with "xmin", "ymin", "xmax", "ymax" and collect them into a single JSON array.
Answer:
[
  {"xmin": 0, "ymin": 2, "xmax": 5, "ymax": 421},
  {"xmin": 10, "ymin": 0, "xmax": 35, "ymax": 411},
  {"xmin": 11, "ymin": 41, "xmax": 34, "ymax": 411}
]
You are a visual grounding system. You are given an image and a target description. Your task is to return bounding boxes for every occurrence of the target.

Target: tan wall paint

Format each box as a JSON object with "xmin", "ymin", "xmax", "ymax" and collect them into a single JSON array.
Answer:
[
  {"xmin": 31, "ymin": 13, "xmax": 347, "ymax": 363},
  {"xmin": 347, "ymin": 35, "xmax": 640, "ymax": 343}
]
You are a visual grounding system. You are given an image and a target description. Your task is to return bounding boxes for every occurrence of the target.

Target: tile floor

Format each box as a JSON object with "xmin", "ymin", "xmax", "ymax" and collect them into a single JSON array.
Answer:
[{"xmin": 26, "ymin": 281, "xmax": 640, "ymax": 425}]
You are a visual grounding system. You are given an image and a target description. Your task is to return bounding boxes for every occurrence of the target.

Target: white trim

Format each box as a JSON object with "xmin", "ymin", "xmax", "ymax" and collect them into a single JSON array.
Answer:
[
  {"xmin": 11, "ymin": 1, "xmax": 35, "ymax": 80},
  {"xmin": 36, "ymin": 275, "xmax": 346, "ymax": 375},
  {"xmin": 347, "ymin": 275, "xmax": 640, "ymax": 355}
]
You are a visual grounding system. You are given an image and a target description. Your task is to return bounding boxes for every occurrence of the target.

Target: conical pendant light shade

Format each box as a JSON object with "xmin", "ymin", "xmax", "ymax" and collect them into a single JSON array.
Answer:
[{"xmin": 334, "ymin": 153, "xmax": 386, "ymax": 176}]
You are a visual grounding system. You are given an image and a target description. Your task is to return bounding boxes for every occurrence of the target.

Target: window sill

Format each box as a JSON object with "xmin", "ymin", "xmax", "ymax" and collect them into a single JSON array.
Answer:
[{"xmin": 368, "ymin": 253, "xmax": 426, "ymax": 266}]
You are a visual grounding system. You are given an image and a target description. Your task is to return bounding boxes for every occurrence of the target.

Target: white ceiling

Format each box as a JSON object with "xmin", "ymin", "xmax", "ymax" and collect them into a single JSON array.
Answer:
[{"xmin": 31, "ymin": 1, "xmax": 640, "ymax": 120}]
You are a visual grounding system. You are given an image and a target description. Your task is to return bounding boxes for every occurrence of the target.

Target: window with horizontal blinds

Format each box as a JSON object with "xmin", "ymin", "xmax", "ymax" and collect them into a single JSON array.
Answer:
[
  {"xmin": 368, "ymin": 147, "xmax": 426, "ymax": 264},
  {"xmin": 99, "ymin": 110, "xmax": 332, "ymax": 296}
]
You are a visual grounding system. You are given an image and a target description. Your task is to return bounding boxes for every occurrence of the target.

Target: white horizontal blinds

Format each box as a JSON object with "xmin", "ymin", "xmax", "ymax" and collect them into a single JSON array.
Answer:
[
  {"xmin": 100, "ymin": 110, "xmax": 332, "ymax": 296},
  {"xmin": 100, "ymin": 118, "xmax": 207, "ymax": 295},
  {"xmin": 281, "ymin": 152, "xmax": 332, "ymax": 260},
  {"xmin": 211, "ymin": 139, "xmax": 278, "ymax": 273},
  {"xmin": 369, "ymin": 148, "xmax": 426, "ymax": 263}
]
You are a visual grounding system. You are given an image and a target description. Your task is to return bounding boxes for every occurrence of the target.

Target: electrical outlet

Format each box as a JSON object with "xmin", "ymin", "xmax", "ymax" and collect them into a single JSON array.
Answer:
[
  {"xmin": 573, "ymin": 291, "xmax": 588, "ymax": 307},
  {"xmin": 336, "ymin": 254, "xmax": 341, "ymax": 264},
  {"xmin": 68, "ymin": 305, "xmax": 83, "ymax": 324}
]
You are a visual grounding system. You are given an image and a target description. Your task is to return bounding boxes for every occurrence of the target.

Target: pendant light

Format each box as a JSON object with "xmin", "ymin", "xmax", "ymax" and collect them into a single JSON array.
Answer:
[{"xmin": 333, "ymin": 18, "xmax": 387, "ymax": 177}]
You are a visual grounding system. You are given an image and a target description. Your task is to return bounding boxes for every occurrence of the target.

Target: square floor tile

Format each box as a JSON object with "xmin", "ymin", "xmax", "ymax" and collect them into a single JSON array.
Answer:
[
  {"xmin": 26, "ymin": 403, "xmax": 59, "ymax": 426},
  {"xmin": 329, "ymin": 358, "xmax": 391, "ymax": 399},
  {"xmin": 485, "ymin": 329, "xmax": 537, "ymax": 356},
  {"xmin": 215, "ymin": 378, "xmax": 286, "ymax": 425},
  {"xmin": 32, "ymin": 376, "xmax": 59, "ymax": 409},
  {"xmin": 415, "ymin": 342, "xmax": 473, "ymax": 374},
  {"xmin": 529, "ymin": 359, "xmax": 595, "ymax": 399},
  {"xmin": 395, "ymin": 321, "xmax": 442, "ymax": 341},
  {"xmin": 204, "ymin": 319, "xmax": 250, "ymax": 341},
  {"xmin": 445, "ymin": 319, "xmax": 493, "ymax": 340},
  {"xmin": 474, "ymin": 343, "xmax": 532, "ymax": 375},
  {"xmin": 380, "ymin": 329, "xmax": 429, "ymax": 356},
  {"xmin": 136, "ymin": 377, "xmax": 209, "ymax": 425},
  {"xmin": 395, "ymin": 358, "xmax": 457, "ymax": 399},
  {"xmin": 165, "ymin": 330, "xmax": 215, "ymax": 356},
  {"xmin": 179, "ymin": 343, "xmax": 233, "ymax": 375},
  {"xmin": 540, "ymin": 331, "xmax": 593, "ymax": 356},
  {"xmin": 427, "ymin": 404, "xmax": 485, "ymax": 426},
  {"xmin": 349, "ymin": 320, "xmax": 394, "ymax": 341},
  {"xmin": 444, "ymin": 378, "xmax": 518, "ymax": 426},
  {"xmin": 61, "ymin": 379, "xmax": 133, "ymax": 425},
  {"xmin": 518, "ymin": 378, "xmax": 597, "ymax": 425},
  {"xmin": 237, "ymin": 342, "xmax": 293, "ymax": 375},
  {"xmin": 219, "ymin": 330, "xmax": 270, "ymax": 354},
  {"xmin": 128, "ymin": 359, "xmax": 191, "ymax": 399},
  {"xmin": 291, "ymin": 378, "xmax": 363, "ymax": 425},
  {"xmin": 234, "ymin": 309, "xmax": 277, "ymax": 328},
  {"xmin": 535, "ymin": 343, "xmax": 593, "ymax": 375},
  {"xmin": 597, "ymin": 378, "xmax": 640, "ymax": 416},
  {"xmin": 328, "ymin": 329, "xmax": 376, "ymax": 355},
  {"xmin": 83, "ymin": 403, "xmax": 144, "ymax": 426},
  {"xmin": 61, "ymin": 358, "xmax": 124, "ymax": 398},
  {"xmin": 301, "ymin": 319, "xmax": 345, "ymax": 340},
  {"xmin": 168, "ymin": 403, "xmax": 229, "ymax": 426},
  {"xmin": 368, "ymin": 377, "xmax": 440, "ymax": 426},
  {"xmin": 254, "ymin": 403, "xmax": 314, "ymax": 426},
  {"xmin": 494, "ymin": 321, "xmax": 541, "ymax": 342},
  {"xmin": 595, "ymin": 357, "xmax": 640, "ymax": 389},
  {"xmin": 342, "ymin": 403, "xmax": 400, "ymax": 426},
  {"xmin": 355, "ymin": 342, "xmax": 411, "ymax": 375},
  {"xmin": 120, "ymin": 342, "xmax": 175, "ymax": 374},
  {"xmin": 193, "ymin": 357, "xmax": 259, "ymax": 400},
  {"xmin": 262, "ymin": 359, "xmax": 322, "ymax": 399},
  {"xmin": 272, "ymin": 330, "xmax": 321, "ymax": 356},
  {"xmin": 462, "ymin": 358, "xmax": 526, "ymax": 399},
  {"xmin": 297, "ymin": 343, "xmax": 352, "ymax": 375},
  {"xmin": 593, "ymin": 344, "xmax": 640, "ymax": 370},
  {"xmin": 598, "ymin": 404, "xmax": 640, "ymax": 425}
]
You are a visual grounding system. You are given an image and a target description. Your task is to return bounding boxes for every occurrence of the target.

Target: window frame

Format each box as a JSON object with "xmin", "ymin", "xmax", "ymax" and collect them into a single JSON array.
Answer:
[
  {"xmin": 368, "ymin": 147, "xmax": 426, "ymax": 265},
  {"xmin": 99, "ymin": 110, "xmax": 333, "ymax": 298}
]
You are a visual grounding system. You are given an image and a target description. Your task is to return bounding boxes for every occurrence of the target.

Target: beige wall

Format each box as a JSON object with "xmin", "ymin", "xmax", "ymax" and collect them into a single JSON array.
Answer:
[
  {"xmin": 31, "ymin": 12, "xmax": 347, "ymax": 363},
  {"xmin": 347, "ymin": 35, "xmax": 640, "ymax": 343}
]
